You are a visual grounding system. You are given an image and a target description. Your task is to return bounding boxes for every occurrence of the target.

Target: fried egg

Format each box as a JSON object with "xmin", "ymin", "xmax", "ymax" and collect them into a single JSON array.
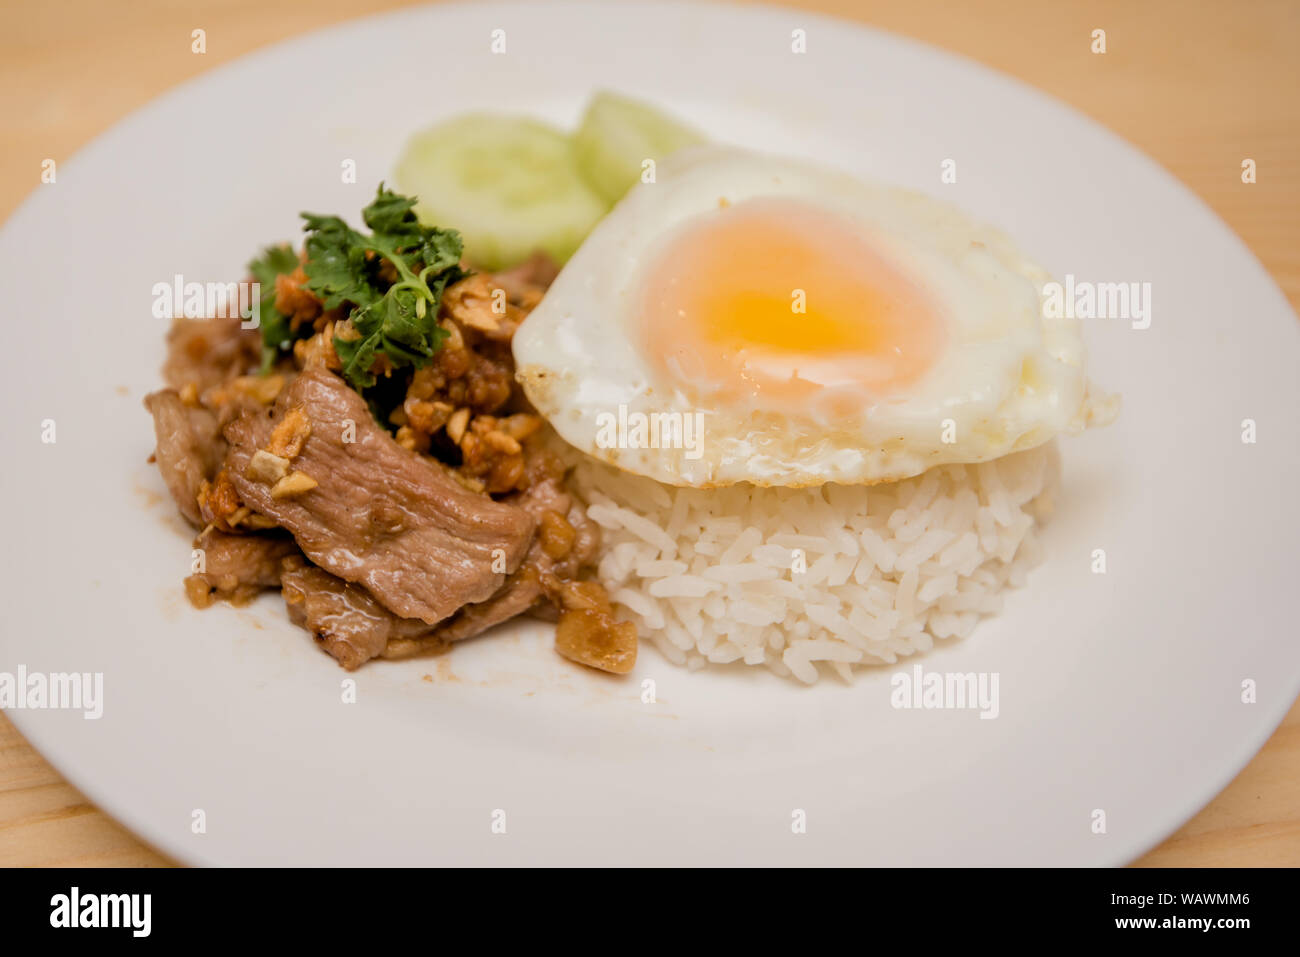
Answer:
[{"xmin": 513, "ymin": 146, "xmax": 1112, "ymax": 487}]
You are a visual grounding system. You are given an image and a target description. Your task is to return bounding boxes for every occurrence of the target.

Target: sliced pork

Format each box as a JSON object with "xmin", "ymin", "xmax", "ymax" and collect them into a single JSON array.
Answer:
[
  {"xmin": 184, "ymin": 531, "xmax": 299, "ymax": 606},
  {"xmin": 432, "ymin": 476, "xmax": 602, "ymax": 641},
  {"xmin": 162, "ymin": 317, "xmax": 260, "ymax": 393},
  {"xmin": 222, "ymin": 367, "xmax": 536, "ymax": 624},
  {"xmin": 279, "ymin": 558, "xmax": 441, "ymax": 670},
  {"xmin": 144, "ymin": 389, "xmax": 227, "ymax": 526}
]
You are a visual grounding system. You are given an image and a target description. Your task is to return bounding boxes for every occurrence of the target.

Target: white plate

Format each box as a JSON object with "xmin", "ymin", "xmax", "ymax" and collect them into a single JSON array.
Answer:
[{"xmin": 1, "ymin": 0, "xmax": 1296, "ymax": 866}]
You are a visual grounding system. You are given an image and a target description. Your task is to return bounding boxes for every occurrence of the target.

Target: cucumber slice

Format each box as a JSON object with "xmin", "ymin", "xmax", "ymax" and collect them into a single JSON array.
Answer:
[
  {"xmin": 394, "ymin": 114, "xmax": 607, "ymax": 271},
  {"xmin": 573, "ymin": 91, "xmax": 706, "ymax": 204}
]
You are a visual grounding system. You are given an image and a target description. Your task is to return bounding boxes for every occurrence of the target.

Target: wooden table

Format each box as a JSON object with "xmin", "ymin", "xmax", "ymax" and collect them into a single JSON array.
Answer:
[{"xmin": 1, "ymin": 0, "xmax": 1296, "ymax": 867}]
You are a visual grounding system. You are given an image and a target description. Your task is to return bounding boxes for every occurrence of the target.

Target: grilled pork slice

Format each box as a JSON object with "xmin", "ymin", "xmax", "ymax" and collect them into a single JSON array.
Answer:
[
  {"xmin": 276, "ymin": 476, "xmax": 634, "ymax": 672},
  {"xmin": 144, "ymin": 389, "xmax": 227, "ymax": 526},
  {"xmin": 431, "ymin": 476, "xmax": 606, "ymax": 644},
  {"xmin": 162, "ymin": 317, "xmax": 260, "ymax": 394},
  {"xmin": 223, "ymin": 367, "xmax": 536, "ymax": 624},
  {"xmin": 184, "ymin": 531, "xmax": 300, "ymax": 607},
  {"xmin": 278, "ymin": 478, "xmax": 606, "ymax": 668},
  {"xmin": 280, "ymin": 556, "xmax": 514, "ymax": 670},
  {"xmin": 279, "ymin": 558, "xmax": 443, "ymax": 670},
  {"xmin": 431, "ymin": 570, "xmax": 544, "ymax": 643}
]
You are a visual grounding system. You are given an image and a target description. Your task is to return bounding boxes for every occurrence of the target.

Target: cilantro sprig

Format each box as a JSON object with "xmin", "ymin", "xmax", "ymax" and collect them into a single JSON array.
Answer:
[
  {"xmin": 300, "ymin": 185, "xmax": 466, "ymax": 390},
  {"xmin": 248, "ymin": 243, "xmax": 300, "ymax": 372}
]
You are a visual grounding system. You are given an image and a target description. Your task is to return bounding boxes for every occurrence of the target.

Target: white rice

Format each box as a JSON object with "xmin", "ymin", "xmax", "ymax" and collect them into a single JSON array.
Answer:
[{"xmin": 569, "ymin": 443, "xmax": 1060, "ymax": 683}]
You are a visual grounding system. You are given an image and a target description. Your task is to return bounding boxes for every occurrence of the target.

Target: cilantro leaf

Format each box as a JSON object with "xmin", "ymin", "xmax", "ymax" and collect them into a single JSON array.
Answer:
[
  {"xmin": 300, "ymin": 214, "xmax": 381, "ymax": 311},
  {"xmin": 361, "ymin": 189, "xmax": 426, "ymax": 245},
  {"xmin": 300, "ymin": 184, "xmax": 465, "ymax": 390},
  {"xmin": 248, "ymin": 243, "xmax": 300, "ymax": 372}
]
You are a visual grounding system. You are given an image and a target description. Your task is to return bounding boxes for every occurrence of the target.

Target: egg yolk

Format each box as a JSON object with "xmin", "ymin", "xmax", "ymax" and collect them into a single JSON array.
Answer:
[{"xmin": 637, "ymin": 198, "xmax": 946, "ymax": 414}]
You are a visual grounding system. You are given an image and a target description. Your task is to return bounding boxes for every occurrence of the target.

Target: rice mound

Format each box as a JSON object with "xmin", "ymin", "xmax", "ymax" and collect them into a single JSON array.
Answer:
[{"xmin": 568, "ymin": 443, "xmax": 1060, "ymax": 683}]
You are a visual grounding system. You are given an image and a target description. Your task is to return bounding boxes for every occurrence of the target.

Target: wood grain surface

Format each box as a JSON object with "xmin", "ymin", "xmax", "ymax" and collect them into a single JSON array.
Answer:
[{"xmin": 0, "ymin": 0, "xmax": 1296, "ymax": 867}]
